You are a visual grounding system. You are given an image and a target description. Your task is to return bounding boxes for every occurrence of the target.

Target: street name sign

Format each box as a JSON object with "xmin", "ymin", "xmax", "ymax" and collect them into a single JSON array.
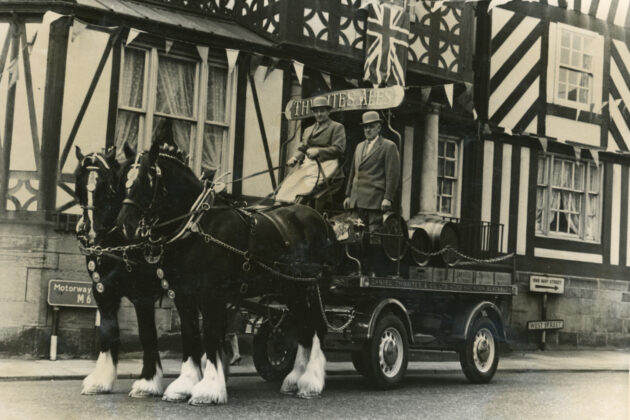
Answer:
[
  {"xmin": 529, "ymin": 275, "xmax": 565, "ymax": 294},
  {"xmin": 48, "ymin": 280, "xmax": 97, "ymax": 308},
  {"xmin": 527, "ymin": 320, "xmax": 564, "ymax": 330},
  {"xmin": 284, "ymin": 86, "xmax": 405, "ymax": 120}
]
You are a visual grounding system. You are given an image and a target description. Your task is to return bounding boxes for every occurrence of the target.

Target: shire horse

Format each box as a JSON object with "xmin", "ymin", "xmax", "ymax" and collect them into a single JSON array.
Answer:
[
  {"xmin": 116, "ymin": 141, "xmax": 340, "ymax": 404},
  {"xmin": 74, "ymin": 145, "xmax": 164, "ymax": 397}
]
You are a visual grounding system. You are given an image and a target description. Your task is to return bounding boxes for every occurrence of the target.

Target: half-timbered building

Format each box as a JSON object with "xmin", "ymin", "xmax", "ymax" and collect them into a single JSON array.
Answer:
[{"xmin": 0, "ymin": 0, "xmax": 628, "ymax": 356}]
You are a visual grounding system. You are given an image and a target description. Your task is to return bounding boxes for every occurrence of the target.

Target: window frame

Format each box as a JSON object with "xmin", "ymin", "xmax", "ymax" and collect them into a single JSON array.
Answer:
[
  {"xmin": 436, "ymin": 135, "xmax": 463, "ymax": 218},
  {"xmin": 117, "ymin": 43, "xmax": 235, "ymax": 177},
  {"xmin": 552, "ymin": 23, "xmax": 600, "ymax": 112},
  {"xmin": 535, "ymin": 152, "xmax": 603, "ymax": 243}
]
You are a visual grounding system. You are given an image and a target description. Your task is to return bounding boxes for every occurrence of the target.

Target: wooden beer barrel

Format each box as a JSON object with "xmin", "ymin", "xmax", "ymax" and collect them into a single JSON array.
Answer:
[
  {"xmin": 409, "ymin": 228, "xmax": 431, "ymax": 266},
  {"xmin": 408, "ymin": 217, "xmax": 460, "ymax": 266}
]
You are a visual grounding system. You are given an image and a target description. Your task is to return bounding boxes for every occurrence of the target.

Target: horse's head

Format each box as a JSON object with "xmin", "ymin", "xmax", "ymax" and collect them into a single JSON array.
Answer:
[
  {"xmin": 116, "ymin": 141, "xmax": 166, "ymax": 241},
  {"xmin": 74, "ymin": 145, "xmax": 122, "ymax": 245}
]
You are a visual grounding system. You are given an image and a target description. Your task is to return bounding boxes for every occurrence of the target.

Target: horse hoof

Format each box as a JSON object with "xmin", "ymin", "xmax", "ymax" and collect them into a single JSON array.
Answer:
[
  {"xmin": 280, "ymin": 389, "xmax": 297, "ymax": 396},
  {"xmin": 162, "ymin": 394, "xmax": 190, "ymax": 403},
  {"xmin": 188, "ymin": 398, "xmax": 216, "ymax": 406},
  {"xmin": 81, "ymin": 389, "xmax": 110, "ymax": 396},
  {"xmin": 129, "ymin": 390, "xmax": 154, "ymax": 398},
  {"xmin": 296, "ymin": 392, "xmax": 322, "ymax": 399}
]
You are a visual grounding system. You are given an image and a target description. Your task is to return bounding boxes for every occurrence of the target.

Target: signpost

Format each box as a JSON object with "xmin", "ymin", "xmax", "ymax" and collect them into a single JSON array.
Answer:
[
  {"xmin": 284, "ymin": 86, "xmax": 405, "ymax": 120},
  {"xmin": 530, "ymin": 275, "xmax": 565, "ymax": 294},
  {"xmin": 528, "ymin": 275, "xmax": 565, "ymax": 350},
  {"xmin": 47, "ymin": 280, "xmax": 97, "ymax": 360}
]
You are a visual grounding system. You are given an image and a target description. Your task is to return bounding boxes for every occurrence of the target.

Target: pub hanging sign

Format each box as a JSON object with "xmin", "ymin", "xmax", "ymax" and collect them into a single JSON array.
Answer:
[{"xmin": 284, "ymin": 86, "xmax": 405, "ymax": 120}]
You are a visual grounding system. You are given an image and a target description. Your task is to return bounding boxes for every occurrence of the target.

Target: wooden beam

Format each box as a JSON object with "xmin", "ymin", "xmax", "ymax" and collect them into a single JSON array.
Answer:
[
  {"xmin": 0, "ymin": 21, "xmax": 19, "ymax": 214},
  {"xmin": 18, "ymin": 20, "xmax": 41, "ymax": 171},
  {"xmin": 105, "ymin": 36, "xmax": 122, "ymax": 149},
  {"xmin": 58, "ymin": 27, "xmax": 122, "ymax": 172},
  {"xmin": 231, "ymin": 55, "xmax": 249, "ymax": 197},
  {"xmin": 38, "ymin": 16, "xmax": 71, "ymax": 213},
  {"xmin": 247, "ymin": 69, "xmax": 277, "ymax": 190},
  {"xmin": 0, "ymin": 21, "xmax": 14, "ymax": 159}
]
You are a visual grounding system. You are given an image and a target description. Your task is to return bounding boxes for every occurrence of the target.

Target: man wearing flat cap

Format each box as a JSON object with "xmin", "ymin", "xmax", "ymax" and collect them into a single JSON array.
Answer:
[
  {"xmin": 344, "ymin": 111, "xmax": 401, "ymax": 274},
  {"xmin": 276, "ymin": 96, "xmax": 346, "ymax": 202}
]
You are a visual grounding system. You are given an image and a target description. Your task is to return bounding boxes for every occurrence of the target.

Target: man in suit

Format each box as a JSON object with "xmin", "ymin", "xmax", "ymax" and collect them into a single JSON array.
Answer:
[
  {"xmin": 276, "ymin": 96, "xmax": 346, "ymax": 202},
  {"xmin": 344, "ymin": 111, "xmax": 401, "ymax": 275}
]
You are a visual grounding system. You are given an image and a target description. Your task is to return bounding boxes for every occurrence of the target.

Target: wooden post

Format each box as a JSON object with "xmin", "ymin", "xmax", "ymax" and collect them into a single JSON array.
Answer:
[
  {"xmin": 38, "ymin": 17, "xmax": 71, "ymax": 214},
  {"xmin": 0, "ymin": 21, "xmax": 19, "ymax": 215}
]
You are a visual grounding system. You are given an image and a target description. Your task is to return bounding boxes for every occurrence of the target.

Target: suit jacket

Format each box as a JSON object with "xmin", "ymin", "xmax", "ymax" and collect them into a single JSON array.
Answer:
[
  {"xmin": 345, "ymin": 135, "xmax": 401, "ymax": 210},
  {"xmin": 293, "ymin": 119, "xmax": 346, "ymax": 162}
]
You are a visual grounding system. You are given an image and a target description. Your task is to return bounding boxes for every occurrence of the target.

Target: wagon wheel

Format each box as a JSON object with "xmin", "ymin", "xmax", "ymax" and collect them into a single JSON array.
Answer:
[
  {"xmin": 365, "ymin": 313, "xmax": 408, "ymax": 389},
  {"xmin": 252, "ymin": 321, "xmax": 297, "ymax": 382},
  {"xmin": 458, "ymin": 317, "xmax": 499, "ymax": 384}
]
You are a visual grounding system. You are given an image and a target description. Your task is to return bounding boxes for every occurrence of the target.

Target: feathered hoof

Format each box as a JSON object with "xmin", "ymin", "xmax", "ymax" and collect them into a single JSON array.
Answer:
[{"xmin": 81, "ymin": 376, "xmax": 113, "ymax": 395}]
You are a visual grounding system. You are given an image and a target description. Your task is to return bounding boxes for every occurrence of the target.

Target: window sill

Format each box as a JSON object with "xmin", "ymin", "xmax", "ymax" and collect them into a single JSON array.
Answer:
[{"xmin": 535, "ymin": 232, "xmax": 600, "ymax": 245}]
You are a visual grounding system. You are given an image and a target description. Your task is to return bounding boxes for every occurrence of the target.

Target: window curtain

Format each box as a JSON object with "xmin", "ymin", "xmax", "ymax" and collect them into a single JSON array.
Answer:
[
  {"xmin": 155, "ymin": 57, "xmax": 195, "ymax": 154},
  {"xmin": 202, "ymin": 67, "xmax": 228, "ymax": 177},
  {"xmin": 115, "ymin": 49, "xmax": 145, "ymax": 160},
  {"xmin": 536, "ymin": 157, "xmax": 546, "ymax": 232},
  {"xmin": 549, "ymin": 160, "xmax": 563, "ymax": 231},
  {"xmin": 585, "ymin": 167, "xmax": 600, "ymax": 240}
]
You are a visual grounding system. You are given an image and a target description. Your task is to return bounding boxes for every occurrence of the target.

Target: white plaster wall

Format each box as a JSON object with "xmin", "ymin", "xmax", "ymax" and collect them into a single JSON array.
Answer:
[{"xmin": 242, "ymin": 66, "xmax": 283, "ymax": 197}]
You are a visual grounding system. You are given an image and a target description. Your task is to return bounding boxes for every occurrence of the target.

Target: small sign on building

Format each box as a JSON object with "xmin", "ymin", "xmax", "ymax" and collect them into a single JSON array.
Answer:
[
  {"xmin": 527, "ymin": 320, "xmax": 564, "ymax": 330},
  {"xmin": 47, "ymin": 280, "xmax": 97, "ymax": 308},
  {"xmin": 529, "ymin": 275, "xmax": 565, "ymax": 294}
]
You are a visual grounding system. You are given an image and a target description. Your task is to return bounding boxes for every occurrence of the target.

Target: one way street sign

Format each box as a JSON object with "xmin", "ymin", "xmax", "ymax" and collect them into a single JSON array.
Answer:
[{"xmin": 530, "ymin": 276, "xmax": 565, "ymax": 294}]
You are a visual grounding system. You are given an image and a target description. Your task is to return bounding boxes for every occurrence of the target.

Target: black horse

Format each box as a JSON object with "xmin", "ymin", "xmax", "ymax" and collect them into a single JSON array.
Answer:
[
  {"xmin": 116, "ymin": 141, "xmax": 340, "ymax": 404},
  {"xmin": 74, "ymin": 146, "xmax": 164, "ymax": 397}
]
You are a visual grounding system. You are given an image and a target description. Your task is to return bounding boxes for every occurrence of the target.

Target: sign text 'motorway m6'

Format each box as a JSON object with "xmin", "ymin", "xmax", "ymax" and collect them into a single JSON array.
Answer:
[
  {"xmin": 47, "ymin": 280, "xmax": 97, "ymax": 361},
  {"xmin": 284, "ymin": 86, "xmax": 405, "ymax": 120}
]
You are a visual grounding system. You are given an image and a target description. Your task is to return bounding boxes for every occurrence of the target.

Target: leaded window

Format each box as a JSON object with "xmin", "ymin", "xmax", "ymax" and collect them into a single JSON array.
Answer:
[{"xmin": 536, "ymin": 153, "xmax": 602, "ymax": 242}]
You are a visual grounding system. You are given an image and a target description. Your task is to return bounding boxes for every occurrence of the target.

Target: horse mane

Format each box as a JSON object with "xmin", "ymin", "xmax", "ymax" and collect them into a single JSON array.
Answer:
[{"xmin": 157, "ymin": 144, "xmax": 188, "ymax": 166}]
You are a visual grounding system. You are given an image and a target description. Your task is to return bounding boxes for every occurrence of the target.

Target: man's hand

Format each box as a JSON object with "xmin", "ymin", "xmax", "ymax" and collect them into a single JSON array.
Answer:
[
  {"xmin": 381, "ymin": 199, "xmax": 392, "ymax": 211},
  {"xmin": 306, "ymin": 147, "xmax": 320, "ymax": 159},
  {"xmin": 287, "ymin": 157, "xmax": 298, "ymax": 167},
  {"xmin": 343, "ymin": 197, "xmax": 350, "ymax": 210}
]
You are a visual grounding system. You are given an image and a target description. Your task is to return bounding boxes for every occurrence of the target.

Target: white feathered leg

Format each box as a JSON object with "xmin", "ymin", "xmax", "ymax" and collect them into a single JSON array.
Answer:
[
  {"xmin": 162, "ymin": 357, "xmax": 202, "ymax": 402},
  {"xmin": 188, "ymin": 352, "xmax": 228, "ymax": 405},
  {"xmin": 129, "ymin": 364, "xmax": 163, "ymax": 398},
  {"xmin": 81, "ymin": 351, "xmax": 117, "ymax": 395},
  {"xmin": 296, "ymin": 334, "xmax": 326, "ymax": 399},
  {"xmin": 280, "ymin": 344, "xmax": 310, "ymax": 395}
]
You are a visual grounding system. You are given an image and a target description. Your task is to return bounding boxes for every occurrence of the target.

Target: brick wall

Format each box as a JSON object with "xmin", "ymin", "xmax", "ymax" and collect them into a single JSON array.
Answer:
[{"xmin": 509, "ymin": 271, "xmax": 630, "ymax": 349}]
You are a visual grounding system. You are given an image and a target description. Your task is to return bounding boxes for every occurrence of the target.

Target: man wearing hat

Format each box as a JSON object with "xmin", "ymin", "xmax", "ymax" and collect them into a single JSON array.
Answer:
[
  {"xmin": 344, "ymin": 111, "xmax": 400, "ymax": 275},
  {"xmin": 276, "ymin": 96, "xmax": 346, "ymax": 202}
]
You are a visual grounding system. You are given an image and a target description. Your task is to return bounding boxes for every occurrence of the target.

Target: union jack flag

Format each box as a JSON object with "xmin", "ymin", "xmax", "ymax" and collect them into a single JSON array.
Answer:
[{"xmin": 363, "ymin": 2, "xmax": 410, "ymax": 87}]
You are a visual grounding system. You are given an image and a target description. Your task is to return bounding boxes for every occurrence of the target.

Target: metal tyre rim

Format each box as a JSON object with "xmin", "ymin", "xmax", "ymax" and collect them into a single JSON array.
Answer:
[
  {"xmin": 378, "ymin": 327, "xmax": 404, "ymax": 378},
  {"xmin": 472, "ymin": 327, "xmax": 495, "ymax": 373}
]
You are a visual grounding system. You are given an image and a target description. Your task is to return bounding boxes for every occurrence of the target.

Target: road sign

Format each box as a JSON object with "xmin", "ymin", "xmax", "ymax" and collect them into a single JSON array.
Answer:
[
  {"xmin": 48, "ymin": 280, "xmax": 97, "ymax": 308},
  {"xmin": 284, "ymin": 86, "xmax": 405, "ymax": 120},
  {"xmin": 529, "ymin": 275, "xmax": 565, "ymax": 294},
  {"xmin": 527, "ymin": 320, "xmax": 564, "ymax": 330}
]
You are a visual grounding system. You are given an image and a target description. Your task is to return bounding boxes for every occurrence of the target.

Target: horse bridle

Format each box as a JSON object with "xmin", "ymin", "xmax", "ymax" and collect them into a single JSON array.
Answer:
[
  {"xmin": 122, "ymin": 152, "xmax": 163, "ymax": 236},
  {"xmin": 77, "ymin": 153, "xmax": 117, "ymax": 242}
]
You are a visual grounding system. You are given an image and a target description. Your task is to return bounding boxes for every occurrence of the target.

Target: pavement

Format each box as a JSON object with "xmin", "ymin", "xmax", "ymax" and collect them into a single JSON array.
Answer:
[{"xmin": 0, "ymin": 350, "xmax": 627, "ymax": 381}]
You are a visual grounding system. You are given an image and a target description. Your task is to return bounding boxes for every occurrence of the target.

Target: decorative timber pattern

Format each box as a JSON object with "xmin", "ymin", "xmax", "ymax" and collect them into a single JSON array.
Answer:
[
  {"xmin": 608, "ymin": 39, "xmax": 630, "ymax": 152},
  {"xmin": 488, "ymin": 7, "xmax": 542, "ymax": 134},
  {"xmin": 408, "ymin": 1, "xmax": 464, "ymax": 74}
]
